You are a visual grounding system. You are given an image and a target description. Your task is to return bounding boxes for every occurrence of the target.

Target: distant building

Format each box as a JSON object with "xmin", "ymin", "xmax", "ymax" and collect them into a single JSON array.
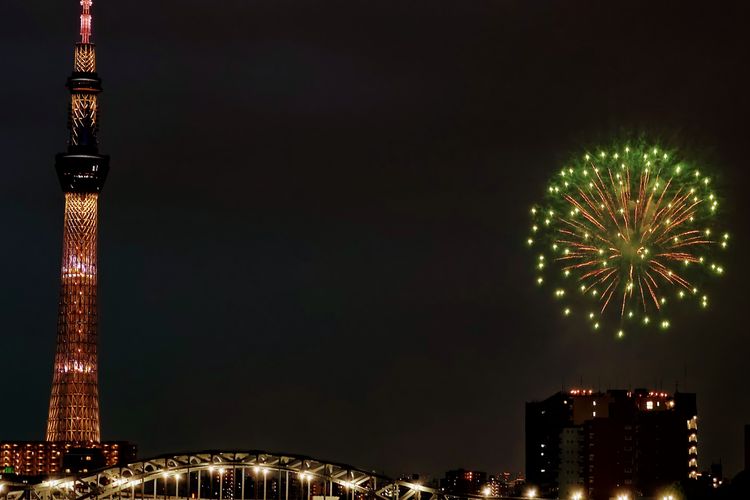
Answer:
[
  {"xmin": 398, "ymin": 474, "xmax": 421, "ymax": 483},
  {"xmin": 0, "ymin": 441, "xmax": 136, "ymax": 477},
  {"xmin": 440, "ymin": 469, "xmax": 487, "ymax": 496},
  {"xmin": 525, "ymin": 388, "xmax": 698, "ymax": 499},
  {"xmin": 487, "ymin": 472, "xmax": 525, "ymax": 497},
  {"xmin": 485, "ymin": 475, "xmax": 501, "ymax": 497}
]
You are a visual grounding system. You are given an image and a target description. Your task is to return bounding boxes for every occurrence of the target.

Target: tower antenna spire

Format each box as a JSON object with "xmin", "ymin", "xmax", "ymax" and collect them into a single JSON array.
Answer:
[{"xmin": 80, "ymin": 0, "xmax": 93, "ymax": 44}]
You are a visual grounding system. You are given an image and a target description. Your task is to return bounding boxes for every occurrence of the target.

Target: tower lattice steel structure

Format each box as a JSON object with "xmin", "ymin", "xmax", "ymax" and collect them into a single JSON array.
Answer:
[{"xmin": 46, "ymin": 0, "xmax": 110, "ymax": 445}]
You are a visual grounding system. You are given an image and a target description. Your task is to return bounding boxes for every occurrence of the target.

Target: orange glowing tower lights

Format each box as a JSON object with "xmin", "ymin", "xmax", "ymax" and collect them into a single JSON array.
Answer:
[{"xmin": 46, "ymin": 0, "xmax": 110, "ymax": 444}]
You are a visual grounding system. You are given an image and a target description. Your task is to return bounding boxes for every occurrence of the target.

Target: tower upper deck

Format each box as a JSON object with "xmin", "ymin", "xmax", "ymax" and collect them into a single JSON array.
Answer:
[{"xmin": 55, "ymin": 0, "xmax": 109, "ymax": 194}]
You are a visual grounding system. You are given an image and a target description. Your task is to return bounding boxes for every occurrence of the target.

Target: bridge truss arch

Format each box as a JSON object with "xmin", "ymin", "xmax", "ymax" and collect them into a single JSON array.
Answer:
[{"xmin": 6, "ymin": 451, "xmax": 453, "ymax": 500}]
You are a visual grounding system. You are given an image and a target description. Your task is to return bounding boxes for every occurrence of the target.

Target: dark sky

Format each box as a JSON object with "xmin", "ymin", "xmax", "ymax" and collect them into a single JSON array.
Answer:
[{"xmin": 2, "ymin": 0, "xmax": 749, "ymax": 479}]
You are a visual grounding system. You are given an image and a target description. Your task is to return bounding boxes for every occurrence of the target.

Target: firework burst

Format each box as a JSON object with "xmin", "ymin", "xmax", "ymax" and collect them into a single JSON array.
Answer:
[{"xmin": 529, "ymin": 143, "xmax": 729, "ymax": 337}]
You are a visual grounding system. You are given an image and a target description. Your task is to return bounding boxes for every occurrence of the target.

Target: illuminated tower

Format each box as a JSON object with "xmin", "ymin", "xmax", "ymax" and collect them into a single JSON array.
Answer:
[{"xmin": 46, "ymin": 0, "xmax": 109, "ymax": 444}]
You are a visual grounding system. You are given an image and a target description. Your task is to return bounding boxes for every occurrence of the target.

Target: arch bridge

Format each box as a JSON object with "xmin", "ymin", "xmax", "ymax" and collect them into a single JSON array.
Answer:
[{"xmin": 3, "ymin": 451, "xmax": 489, "ymax": 500}]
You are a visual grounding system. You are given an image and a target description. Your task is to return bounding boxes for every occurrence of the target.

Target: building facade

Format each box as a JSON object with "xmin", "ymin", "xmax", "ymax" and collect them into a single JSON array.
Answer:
[
  {"xmin": 0, "ymin": 441, "xmax": 136, "ymax": 477},
  {"xmin": 526, "ymin": 389, "xmax": 698, "ymax": 499},
  {"xmin": 558, "ymin": 427, "xmax": 583, "ymax": 498},
  {"xmin": 525, "ymin": 391, "xmax": 569, "ymax": 496}
]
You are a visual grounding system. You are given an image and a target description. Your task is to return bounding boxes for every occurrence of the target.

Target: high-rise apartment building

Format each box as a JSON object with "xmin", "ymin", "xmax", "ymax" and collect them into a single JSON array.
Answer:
[{"xmin": 526, "ymin": 388, "xmax": 698, "ymax": 499}]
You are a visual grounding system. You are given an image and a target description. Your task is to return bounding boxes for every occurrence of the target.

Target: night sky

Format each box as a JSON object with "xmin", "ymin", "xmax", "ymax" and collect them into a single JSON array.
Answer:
[{"xmin": 2, "ymin": 0, "xmax": 750, "ymax": 479}]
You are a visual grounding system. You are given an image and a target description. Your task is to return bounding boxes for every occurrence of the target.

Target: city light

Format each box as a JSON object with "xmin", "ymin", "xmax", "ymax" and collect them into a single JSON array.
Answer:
[
  {"xmin": 571, "ymin": 490, "xmax": 583, "ymax": 500},
  {"xmin": 525, "ymin": 487, "xmax": 538, "ymax": 499},
  {"xmin": 481, "ymin": 486, "xmax": 491, "ymax": 497}
]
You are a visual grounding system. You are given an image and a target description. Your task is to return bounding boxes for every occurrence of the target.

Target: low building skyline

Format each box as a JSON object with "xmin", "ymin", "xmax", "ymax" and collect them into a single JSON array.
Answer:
[{"xmin": 0, "ymin": 441, "xmax": 136, "ymax": 477}]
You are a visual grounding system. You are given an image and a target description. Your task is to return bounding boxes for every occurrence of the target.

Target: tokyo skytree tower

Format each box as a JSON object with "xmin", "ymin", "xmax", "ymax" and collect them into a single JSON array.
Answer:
[{"xmin": 46, "ymin": 0, "xmax": 110, "ymax": 444}]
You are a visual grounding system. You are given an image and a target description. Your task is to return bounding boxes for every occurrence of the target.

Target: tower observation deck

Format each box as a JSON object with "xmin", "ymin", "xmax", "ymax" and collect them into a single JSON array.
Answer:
[{"xmin": 46, "ymin": 0, "xmax": 110, "ymax": 444}]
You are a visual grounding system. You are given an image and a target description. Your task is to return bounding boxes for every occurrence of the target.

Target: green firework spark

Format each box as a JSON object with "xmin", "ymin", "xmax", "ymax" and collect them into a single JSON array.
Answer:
[{"xmin": 528, "ymin": 142, "xmax": 729, "ymax": 338}]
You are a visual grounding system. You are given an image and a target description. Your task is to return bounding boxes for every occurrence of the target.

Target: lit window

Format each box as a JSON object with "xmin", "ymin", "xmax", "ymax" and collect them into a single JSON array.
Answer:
[{"xmin": 646, "ymin": 401, "xmax": 654, "ymax": 410}]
